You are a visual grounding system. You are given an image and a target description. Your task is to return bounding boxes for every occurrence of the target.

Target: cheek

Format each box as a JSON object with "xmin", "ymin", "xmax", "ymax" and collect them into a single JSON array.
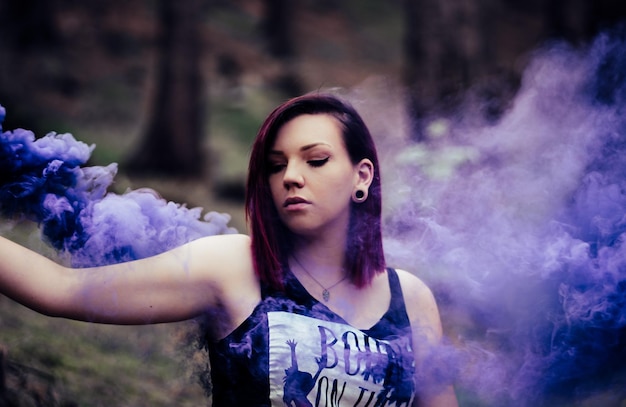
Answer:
[
  {"xmin": 318, "ymin": 179, "xmax": 353, "ymax": 208},
  {"xmin": 327, "ymin": 171, "xmax": 357, "ymax": 194},
  {"xmin": 268, "ymin": 177, "xmax": 282, "ymax": 204}
]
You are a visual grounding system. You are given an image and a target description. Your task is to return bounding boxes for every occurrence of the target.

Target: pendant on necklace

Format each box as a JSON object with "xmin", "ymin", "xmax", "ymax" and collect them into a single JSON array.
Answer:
[{"xmin": 322, "ymin": 289, "xmax": 330, "ymax": 302}]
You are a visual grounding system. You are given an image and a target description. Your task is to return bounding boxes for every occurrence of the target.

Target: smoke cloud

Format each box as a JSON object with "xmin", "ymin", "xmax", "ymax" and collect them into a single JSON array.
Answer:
[
  {"xmin": 0, "ymin": 110, "xmax": 236, "ymax": 267},
  {"xmin": 370, "ymin": 28, "xmax": 626, "ymax": 406}
]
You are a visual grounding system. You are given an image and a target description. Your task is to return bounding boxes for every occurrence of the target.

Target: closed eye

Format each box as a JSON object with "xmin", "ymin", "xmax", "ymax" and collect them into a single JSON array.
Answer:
[
  {"xmin": 308, "ymin": 157, "xmax": 329, "ymax": 167},
  {"xmin": 268, "ymin": 163, "xmax": 286, "ymax": 173}
]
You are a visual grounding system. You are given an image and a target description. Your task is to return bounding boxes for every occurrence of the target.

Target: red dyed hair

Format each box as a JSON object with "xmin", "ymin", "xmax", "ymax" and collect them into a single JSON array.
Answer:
[{"xmin": 245, "ymin": 93, "xmax": 385, "ymax": 290}]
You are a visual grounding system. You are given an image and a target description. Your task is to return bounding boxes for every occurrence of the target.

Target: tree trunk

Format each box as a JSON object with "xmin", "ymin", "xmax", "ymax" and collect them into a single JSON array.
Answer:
[
  {"xmin": 261, "ymin": 0, "xmax": 303, "ymax": 97},
  {"xmin": 125, "ymin": 0, "xmax": 205, "ymax": 177},
  {"xmin": 403, "ymin": 0, "xmax": 479, "ymax": 138},
  {"xmin": 404, "ymin": 0, "xmax": 511, "ymax": 138},
  {"xmin": 0, "ymin": 0, "xmax": 66, "ymax": 132}
]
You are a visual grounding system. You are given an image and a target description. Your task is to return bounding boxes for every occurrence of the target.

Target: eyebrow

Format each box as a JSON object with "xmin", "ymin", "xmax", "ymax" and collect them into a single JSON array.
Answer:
[{"xmin": 269, "ymin": 142, "xmax": 332, "ymax": 156}]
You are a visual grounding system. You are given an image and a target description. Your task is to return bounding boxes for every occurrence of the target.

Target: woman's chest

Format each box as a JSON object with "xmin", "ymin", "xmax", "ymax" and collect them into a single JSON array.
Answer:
[{"xmin": 266, "ymin": 310, "xmax": 416, "ymax": 406}]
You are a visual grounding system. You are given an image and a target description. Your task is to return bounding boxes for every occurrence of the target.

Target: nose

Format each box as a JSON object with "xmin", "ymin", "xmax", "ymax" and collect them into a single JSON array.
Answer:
[{"xmin": 282, "ymin": 161, "xmax": 304, "ymax": 189}]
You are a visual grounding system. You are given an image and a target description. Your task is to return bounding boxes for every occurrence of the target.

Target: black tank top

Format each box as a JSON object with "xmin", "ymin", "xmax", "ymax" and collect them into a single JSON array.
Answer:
[{"xmin": 207, "ymin": 268, "xmax": 415, "ymax": 406}]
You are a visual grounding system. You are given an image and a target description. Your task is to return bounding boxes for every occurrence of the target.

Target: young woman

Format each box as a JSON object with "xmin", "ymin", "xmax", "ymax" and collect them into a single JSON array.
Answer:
[{"xmin": 0, "ymin": 93, "xmax": 457, "ymax": 406}]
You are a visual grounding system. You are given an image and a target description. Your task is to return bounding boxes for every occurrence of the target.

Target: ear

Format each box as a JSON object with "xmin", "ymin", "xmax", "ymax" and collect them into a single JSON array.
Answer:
[{"xmin": 354, "ymin": 158, "xmax": 374, "ymax": 190}]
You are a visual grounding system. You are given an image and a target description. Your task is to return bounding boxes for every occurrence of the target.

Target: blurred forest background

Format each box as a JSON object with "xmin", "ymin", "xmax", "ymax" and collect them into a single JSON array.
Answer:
[{"xmin": 0, "ymin": 0, "xmax": 625, "ymax": 405}]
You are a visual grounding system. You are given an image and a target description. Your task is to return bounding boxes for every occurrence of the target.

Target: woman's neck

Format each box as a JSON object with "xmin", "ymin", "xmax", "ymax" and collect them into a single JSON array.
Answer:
[{"xmin": 291, "ymin": 236, "xmax": 346, "ymax": 281}]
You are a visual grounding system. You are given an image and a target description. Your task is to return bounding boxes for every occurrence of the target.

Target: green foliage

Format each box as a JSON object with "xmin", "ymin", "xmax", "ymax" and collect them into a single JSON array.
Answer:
[
  {"xmin": 0, "ymin": 297, "xmax": 207, "ymax": 406},
  {"xmin": 0, "ymin": 223, "xmax": 206, "ymax": 406}
]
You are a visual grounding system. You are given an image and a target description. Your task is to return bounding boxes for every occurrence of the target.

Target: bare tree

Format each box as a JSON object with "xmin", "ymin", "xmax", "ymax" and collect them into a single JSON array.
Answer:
[
  {"xmin": 545, "ymin": 0, "xmax": 626, "ymax": 41},
  {"xmin": 0, "ymin": 0, "xmax": 68, "ymax": 131},
  {"xmin": 403, "ymin": 0, "xmax": 491, "ymax": 138},
  {"xmin": 404, "ymin": 0, "xmax": 626, "ymax": 141},
  {"xmin": 126, "ymin": 0, "xmax": 206, "ymax": 177},
  {"xmin": 261, "ymin": 0, "xmax": 303, "ymax": 97}
]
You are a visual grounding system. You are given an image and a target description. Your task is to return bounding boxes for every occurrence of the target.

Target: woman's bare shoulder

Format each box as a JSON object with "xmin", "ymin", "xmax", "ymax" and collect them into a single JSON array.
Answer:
[
  {"xmin": 394, "ymin": 268, "xmax": 434, "ymax": 303},
  {"xmin": 393, "ymin": 268, "xmax": 442, "ymax": 339},
  {"xmin": 184, "ymin": 233, "xmax": 255, "ymax": 282},
  {"xmin": 187, "ymin": 233, "xmax": 251, "ymax": 254},
  {"xmin": 186, "ymin": 234, "xmax": 260, "ymax": 332},
  {"xmin": 183, "ymin": 233, "xmax": 250, "ymax": 267}
]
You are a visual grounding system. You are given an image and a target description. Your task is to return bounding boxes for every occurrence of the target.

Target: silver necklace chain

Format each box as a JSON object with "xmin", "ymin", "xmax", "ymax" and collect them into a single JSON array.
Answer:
[{"xmin": 292, "ymin": 255, "xmax": 348, "ymax": 302}]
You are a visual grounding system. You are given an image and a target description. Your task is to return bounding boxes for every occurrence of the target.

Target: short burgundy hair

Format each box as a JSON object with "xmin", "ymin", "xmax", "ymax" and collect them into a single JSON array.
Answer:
[{"xmin": 245, "ymin": 93, "xmax": 385, "ymax": 290}]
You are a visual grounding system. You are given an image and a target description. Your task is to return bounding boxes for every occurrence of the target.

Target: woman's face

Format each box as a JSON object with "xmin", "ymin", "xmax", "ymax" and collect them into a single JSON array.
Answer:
[{"xmin": 268, "ymin": 114, "xmax": 363, "ymax": 239}]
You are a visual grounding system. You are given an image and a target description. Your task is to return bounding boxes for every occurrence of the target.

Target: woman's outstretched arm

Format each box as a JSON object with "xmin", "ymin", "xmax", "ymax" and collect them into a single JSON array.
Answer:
[{"xmin": 0, "ymin": 233, "xmax": 258, "ymax": 326}]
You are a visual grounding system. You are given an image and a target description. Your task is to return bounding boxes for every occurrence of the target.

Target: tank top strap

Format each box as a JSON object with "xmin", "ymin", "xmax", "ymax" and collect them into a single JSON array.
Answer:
[
  {"xmin": 362, "ymin": 267, "xmax": 411, "ymax": 337},
  {"xmin": 260, "ymin": 282, "xmax": 271, "ymax": 299},
  {"xmin": 386, "ymin": 267, "xmax": 405, "ymax": 312}
]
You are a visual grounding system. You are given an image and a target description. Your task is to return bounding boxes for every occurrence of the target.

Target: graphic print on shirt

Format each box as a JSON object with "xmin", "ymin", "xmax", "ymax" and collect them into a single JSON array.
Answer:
[
  {"xmin": 283, "ymin": 340, "xmax": 326, "ymax": 406},
  {"xmin": 268, "ymin": 311, "xmax": 415, "ymax": 407}
]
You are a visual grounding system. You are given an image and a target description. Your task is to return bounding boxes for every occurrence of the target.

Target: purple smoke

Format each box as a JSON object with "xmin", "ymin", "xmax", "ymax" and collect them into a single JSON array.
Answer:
[
  {"xmin": 0, "ymin": 110, "xmax": 236, "ymax": 267},
  {"xmin": 374, "ymin": 29, "xmax": 626, "ymax": 405}
]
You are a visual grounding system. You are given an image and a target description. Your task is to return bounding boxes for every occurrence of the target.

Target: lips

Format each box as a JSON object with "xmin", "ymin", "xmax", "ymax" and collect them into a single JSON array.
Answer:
[{"xmin": 283, "ymin": 196, "xmax": 310, "ymax": 207}]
